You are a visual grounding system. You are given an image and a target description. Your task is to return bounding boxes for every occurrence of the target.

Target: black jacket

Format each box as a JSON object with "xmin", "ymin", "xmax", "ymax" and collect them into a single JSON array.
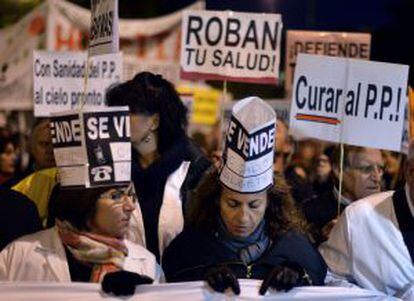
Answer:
[
  {"xmin": 0, "ymin": 186, "xmax": 42, "ymax": 251},
  {"xmin": 162, "ymin": 227, "xmax": 327, "ymax": 284}
]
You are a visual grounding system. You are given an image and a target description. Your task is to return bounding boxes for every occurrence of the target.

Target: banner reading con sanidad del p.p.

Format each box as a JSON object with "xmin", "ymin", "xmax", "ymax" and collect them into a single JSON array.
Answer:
[
  {"xmin": 289, "ymin": 54, "xmax": 408, "ymax": 152},
  {"xmin": 180, "ymin": 10, "xmax": 282, "ymax": 84}
]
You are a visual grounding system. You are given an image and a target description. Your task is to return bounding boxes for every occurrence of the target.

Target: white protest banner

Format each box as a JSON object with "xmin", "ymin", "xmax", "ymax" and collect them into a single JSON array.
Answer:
[
  {"xmin": 285, "ymin": 31, "xmax": 371, "ymax": 93},
  {"xmin": 180, "ymin": 10, "xmax": 283, "ymax": 84},
  {"xmin": 33, "ymin": 50, "xmax": 122, "ymax": 116},
  {"xmin": 88, "ymin": 0, "xmax": 119, "ymax": 56},
  {"xmin": 289, "ymin": 54, "xmax": 408, "ymax": 152},
  {"xmin": 50, "ymin": 106, "xmax": 130, "ymax": 188}
]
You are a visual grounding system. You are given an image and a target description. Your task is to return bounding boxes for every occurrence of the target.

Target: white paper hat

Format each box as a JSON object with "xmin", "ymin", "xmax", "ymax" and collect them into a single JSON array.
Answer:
[
  {"xmin": 219, "ymin": 96, "xmax": 276, "ymax": 193},
  {"xmin": 50, "ymin": 107, "xmax": 131, "ymax": 188}
]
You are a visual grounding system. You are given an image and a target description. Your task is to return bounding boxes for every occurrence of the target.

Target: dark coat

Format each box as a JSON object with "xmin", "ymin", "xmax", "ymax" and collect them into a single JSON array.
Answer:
[
  {"xmin": 0, "ymin": 186, "xmax": 42, "ymax": 251},
  {"xmin": 162, "ymin": 227, "xmax": 327, "ymax": 285}
]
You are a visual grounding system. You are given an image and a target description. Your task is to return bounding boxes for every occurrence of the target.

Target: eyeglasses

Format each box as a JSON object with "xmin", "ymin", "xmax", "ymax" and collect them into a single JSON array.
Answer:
[
  {"xmin": 350, "ymin": 164, "xmax": 385, "ymax": 175},
  {"xmin": 100, "ymin": 183, "xmax": 136, "ymax": 202},
  {"xmin": 274, "ymin": 151, "xmax": 290, "ymax": 160}
]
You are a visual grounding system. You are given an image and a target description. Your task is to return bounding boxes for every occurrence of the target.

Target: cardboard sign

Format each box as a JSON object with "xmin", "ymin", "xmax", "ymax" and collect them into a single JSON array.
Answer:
[
  {"xmin": 220, "ymin": 97, "xmax": 276, "ymax": 193},
  {"xmin": 285, "ymin": 31, "xmax": 371, "ymax": 93},
  {"xmin": 180, "ymin": 10, "xmax": 282, "ymax": 84},
  {"xmin": 89, "ymin": 0, "xmax": 119, "ymax": 56},
  {"xmin": 289, "ymin": 54, "xmax": 408, "ymax": 152},
  {"xmin": 50, "ymin": 106, "xmax": 130, "ymax": 187},
  {"xmin": 33, "ymin": 51, "xmax": 122, "ymax": 116}
]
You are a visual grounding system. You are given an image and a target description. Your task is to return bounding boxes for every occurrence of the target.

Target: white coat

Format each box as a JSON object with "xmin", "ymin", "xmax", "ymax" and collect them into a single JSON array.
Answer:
[
  {"xmin": 0, "ymin": 227, "xmax": 163, "ymax": 282},
  {"xmin": 127, "ymin": 161, "xmax": 191, "ymax": 259},
  {"xmin": 319, "ymin": 191, "xmax": 414, "ymax": 300}
]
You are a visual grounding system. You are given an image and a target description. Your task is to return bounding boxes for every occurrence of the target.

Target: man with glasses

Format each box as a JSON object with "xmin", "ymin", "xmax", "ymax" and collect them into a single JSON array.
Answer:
[
  {"xmin": 303, "ymin": 145, "xmax": 384, "ymax": 244},
  {"xmin": 319, "ymin": 141, "xmax": 414, "ymax": 300}
]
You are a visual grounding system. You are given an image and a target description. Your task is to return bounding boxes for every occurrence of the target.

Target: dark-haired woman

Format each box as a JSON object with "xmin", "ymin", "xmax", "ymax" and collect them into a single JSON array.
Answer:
[
  {"xmin": 106, "ymin": 72, "xmax": 211, "ymax": 261},
  {"xmin": 162, "ymin": 169, "xmax": 326, "ymax": 295},
  {"xmin": 0, "ymin": 184, "xmax": 162, "ymax": 294}
]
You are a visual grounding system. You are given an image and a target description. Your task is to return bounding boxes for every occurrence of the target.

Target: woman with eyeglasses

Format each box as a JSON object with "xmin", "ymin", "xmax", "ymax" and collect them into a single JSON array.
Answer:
[
  {"xmin": 0, "ymin": 184, "xmax": 162, "ymax": 296},
  {"xmin": 106, "ymin": 72, "xmax": 211, "ymax": 262}
]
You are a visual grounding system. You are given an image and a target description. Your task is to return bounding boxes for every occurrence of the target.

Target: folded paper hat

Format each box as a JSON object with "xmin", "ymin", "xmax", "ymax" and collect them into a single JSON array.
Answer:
[
  {"xmin": 219, "ymin": 96, "xmax": 276, "ymax": 193},
  {"xmin": 50, "ymin": 106, "xmax": 131, "ymax": 188}
]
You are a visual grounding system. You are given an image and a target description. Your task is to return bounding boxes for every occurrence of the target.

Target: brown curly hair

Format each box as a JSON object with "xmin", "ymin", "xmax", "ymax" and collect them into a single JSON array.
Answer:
[{"xmin": 187, "ymin": 167, "xmax": 310, "ymax": 239}]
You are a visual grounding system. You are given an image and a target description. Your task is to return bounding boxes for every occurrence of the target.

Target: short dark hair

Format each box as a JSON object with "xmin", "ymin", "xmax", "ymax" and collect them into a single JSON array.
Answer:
[
  {"xmin": 0, "ymin": 129, "xmax": 13, "ymax": 154},
  {"xmin": 54, "ymin": 186, "xmax": 109, "ymax": 231},
  {"xmin": 106, "ymin": 72, "xmax": 188, "ymax": 154},
  {"xmin": 187, "ymin": 167, "xmax": 309, "ymax": 239}
]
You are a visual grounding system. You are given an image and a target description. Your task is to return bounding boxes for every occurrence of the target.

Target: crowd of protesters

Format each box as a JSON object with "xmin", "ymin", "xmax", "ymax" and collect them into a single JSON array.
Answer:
[{"xmin": 0, "ymin": 72, "xmax": 412, "ymax": 300}]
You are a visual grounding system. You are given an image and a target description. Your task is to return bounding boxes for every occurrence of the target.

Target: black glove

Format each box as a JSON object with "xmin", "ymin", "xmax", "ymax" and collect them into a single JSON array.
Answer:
[
  {"xmin": 205, "ymin": 265, "xmax": 240, "ymax": 295},
  {"xmin": 259, "ymin": 262, "xmax": 306, "ymax": 295},
  {"xmin": 102, "ymin": 270, "xmax": 154, "ymax": 296}
]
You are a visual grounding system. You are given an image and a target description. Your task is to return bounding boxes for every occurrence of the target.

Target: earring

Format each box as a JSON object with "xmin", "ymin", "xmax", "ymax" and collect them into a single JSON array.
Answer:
[{"xmin": 143, "ymin": 133, "xmax": 152, "ymax": 143}]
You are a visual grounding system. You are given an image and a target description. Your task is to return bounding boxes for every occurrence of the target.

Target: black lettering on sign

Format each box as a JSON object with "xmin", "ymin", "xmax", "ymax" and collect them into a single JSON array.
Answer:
[
  {"xmin": 90, "ymin": 10, "xmax": 114, "ymax": 43},
  {"xmin": 226, "ymin": 116, "xmax": 275, "ymax": 161},
  {"xmin": 50, "ymin": 115, "xmax": 82, "ymax": 148}
]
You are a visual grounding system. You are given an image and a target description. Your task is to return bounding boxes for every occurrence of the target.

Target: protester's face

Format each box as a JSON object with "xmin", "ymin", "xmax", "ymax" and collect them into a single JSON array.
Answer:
[
  {"xmin": 130, "ymin": 113, "xmax": 159, "ymax": 154},
  {"xmin": 31, "ymin": 121, "xmax": 55, "ymax": 169},
  {"xmin": 89, "ymin": 185, "xmax": 136, "ymax": 238},
  {"xmin": 0, "ymin": 142, "xmax": 16, "ymax": 175},
  {"xmin": 220, "ymin": 187, "xmax": 267, "ymax": 238},
  {"xmin": 343, "ymin": 149, "xmax": 384, "ymax": 200}
]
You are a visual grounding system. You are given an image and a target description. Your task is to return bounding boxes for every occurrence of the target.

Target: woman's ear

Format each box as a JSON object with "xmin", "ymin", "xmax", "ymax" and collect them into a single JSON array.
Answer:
[{"xmin": 150, "ymin": 114, "xmax": 160, "ymax": 131}]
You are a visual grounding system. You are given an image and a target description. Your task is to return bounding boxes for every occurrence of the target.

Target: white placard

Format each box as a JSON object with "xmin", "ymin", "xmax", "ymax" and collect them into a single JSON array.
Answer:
[
  {"xmin": 50, "ymin": 106, "xmax": 130, "ymax": 188},
  {"xmin": 180, "ymin": 10, "xmax": 282, "ymax": 84},
  {"xmin": 89, "ymin": 0, "xmax": 119, "ymax": 56},
  {"xmin": 285, "ymin": 31, "xmax": 371, "ymax": 92},
  {"xmin": 33, "ymin": 51, "xmax": 122, "ymax": 117},
  {"xmin": 289, "ymin": 54, "xmax": 408, "ymax": 152}
]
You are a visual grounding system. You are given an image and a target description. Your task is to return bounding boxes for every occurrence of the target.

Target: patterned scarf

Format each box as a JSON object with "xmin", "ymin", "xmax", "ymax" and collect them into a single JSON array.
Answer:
[
  {"xmin": 56, "ymin": 220, "xmax": 128, "ymax": 283},
  {"xmin": 217, "ymin": 219, "xmax": 270, "ymax": 265}
]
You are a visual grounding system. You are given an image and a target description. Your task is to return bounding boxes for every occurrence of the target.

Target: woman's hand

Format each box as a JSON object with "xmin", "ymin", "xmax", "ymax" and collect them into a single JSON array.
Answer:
[
  {"xmin": 259, "ymin": 262, "xmax": 308, "ymax": 295},
  {"xmin": 205, "ymin": 265, "xmax": 240, "ymax": 295},
  {"xmin": 102, "ymin": 270, "xmax": 154, "ymax": 296}
]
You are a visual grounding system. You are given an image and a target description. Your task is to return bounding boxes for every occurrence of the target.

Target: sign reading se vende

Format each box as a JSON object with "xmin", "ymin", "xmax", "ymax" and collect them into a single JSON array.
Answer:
[
  {"xmin": 289, "ymin": 54, "xmax": 408, "ymax": 152},
  {"xmin": 180, "ymin": 10, "xmax": 283, "ymax": 84},
  {"xmin": 285, "ymin": 31, "xmax": 371, "ymax": 93}
]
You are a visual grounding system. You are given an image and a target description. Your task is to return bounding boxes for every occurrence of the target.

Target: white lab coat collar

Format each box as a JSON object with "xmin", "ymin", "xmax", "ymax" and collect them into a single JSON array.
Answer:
[
  {"xmin": 33, "ymin": 227, "xmax": 71, "ymax": 282},
  {"xmin": 404, "ymin": 184, "xmax": 414, "ymax": 218}
]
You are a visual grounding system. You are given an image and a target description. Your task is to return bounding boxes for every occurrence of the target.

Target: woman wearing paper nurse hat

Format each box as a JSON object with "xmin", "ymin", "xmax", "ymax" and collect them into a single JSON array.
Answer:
[
  {"xmin": 106, "ymin": 72, "xmax": 211, "ymax": 262},
  {"xmin": 0, "ymin": 112, "xmax": 163, "ymax": 297},
  {"xmin": 162, "ymin": 96, "xmax": 326, "ymax": 295}
]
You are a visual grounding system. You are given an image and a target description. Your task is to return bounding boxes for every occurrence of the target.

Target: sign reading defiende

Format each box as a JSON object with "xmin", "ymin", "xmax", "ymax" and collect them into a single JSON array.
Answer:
[{"xmin": 285, "ymin": 31, "xmax": 371, "ymax": 92}]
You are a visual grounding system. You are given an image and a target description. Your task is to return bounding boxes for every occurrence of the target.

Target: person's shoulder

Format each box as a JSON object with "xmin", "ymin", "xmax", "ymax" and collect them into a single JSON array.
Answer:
[
  {"xmin": 346, "ymin": 191, "xmax": 394, "ymax": 213},
  {"xmin": 124, "ymin": 240, "xmax": 156, "ymax": 262},
  {"xmin": 2, "ymin": 228, "xmax": 54, "ymax": 252}
]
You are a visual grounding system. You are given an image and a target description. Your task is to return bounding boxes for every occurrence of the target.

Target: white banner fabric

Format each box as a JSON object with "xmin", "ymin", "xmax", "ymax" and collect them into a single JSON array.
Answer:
[{"xmin": 0, "ymin": 280, "xmax": 400, "ymax": 301}]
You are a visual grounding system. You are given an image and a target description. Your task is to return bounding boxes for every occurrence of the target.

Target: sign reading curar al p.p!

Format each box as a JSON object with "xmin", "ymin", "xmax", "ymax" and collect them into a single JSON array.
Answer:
[
  {"xmin": 289, "ymin": 54, "xmax": 408, "ymax": 152},
  {"xmin": 180, "ymin": 10, "xmax": 283, "ymax": 84}
]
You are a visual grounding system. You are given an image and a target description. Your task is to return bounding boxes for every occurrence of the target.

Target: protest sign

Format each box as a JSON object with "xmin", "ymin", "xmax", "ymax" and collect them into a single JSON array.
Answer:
[
  {"xmin": 180, "ymin": 10, "xmax": 282, "ymax": 84},
  {"xmin": 289, "ymin": 54, "xmax": 408, "ymax": 152},
  {"xmin": 401, "ymin": 104, "xmax": 409, "ymax": 154},
  {"xmin": 285, "ymin": 31, "xmax": 371, "ymax": 92},
  {"xmin": 88, "ymin": 0, "xmax": 119, "ymax": 56},
  {"xmin": 33, "ymin": 50, "xmax": 122, "ymax": 116},
  {"xmin": 50, "ymin": 106, "xmax": 130, "ymax": 188}
]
